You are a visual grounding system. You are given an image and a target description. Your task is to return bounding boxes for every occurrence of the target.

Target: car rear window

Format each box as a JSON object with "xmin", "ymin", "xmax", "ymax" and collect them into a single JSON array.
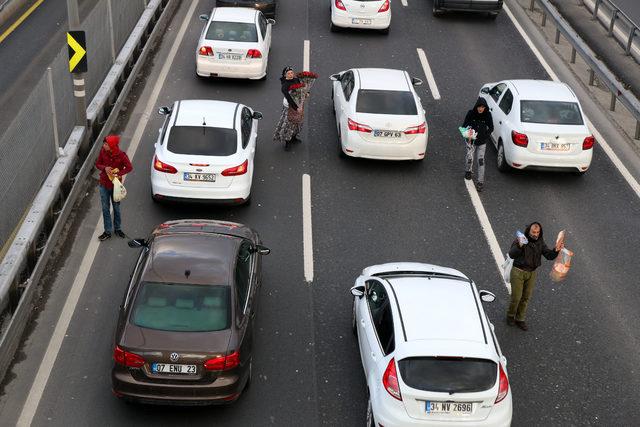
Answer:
[
  {"xmin": 206, "ymin": 21, "xmax": 258, "ymax": 42},
  {"xmin": 398, "ymin": 357, "xmax": 497, "ymax": 393},
  {"xmin": 356, "ymin": 90, "xmax": 418, "ymax": 115},
  {"xmin": 167, "ymin": 126, "xmax": 237, "ymax": 156},
  {"xmin": 520, "ymin": 100, "xmax": 584, "ymax": 125},
  {"xmin": 131, "ymin": 282, "xmax": 230, "ymax": 332}
]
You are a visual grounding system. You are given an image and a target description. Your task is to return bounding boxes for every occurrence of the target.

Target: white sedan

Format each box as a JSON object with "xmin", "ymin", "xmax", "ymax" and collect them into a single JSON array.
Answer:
[
  {"xmin": 330, "ymin": 0, "xmax": 391, "ymax": 33},
  {"xmin": 351, "ymin": 263, "xmax": 512, "ymax": 427},
  {"xmin": 331, "ymin": 68, "xmax": 428, "ymax": 160},
  {"xmin": 196, "ymin": 7, "xmax": 274, "ymax": 79},
  {"xmin": 151, "ymin": 100, "xmax": 262, "ymax": 204},
  {"xmin": 478, "ymin": 79, "xmax": 594, "ymax": 173}
]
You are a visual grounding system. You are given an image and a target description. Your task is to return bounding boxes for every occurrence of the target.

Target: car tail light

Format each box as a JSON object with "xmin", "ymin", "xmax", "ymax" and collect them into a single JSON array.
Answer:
[
  {"xmin": 247, "ymin": 49, "xmax": 262, "ymax": 59},
  {"xmin": 378, "ymin": 0, "xmax": 390, "ymax": 12},
  {"xmin": 335, "ymin": 0, "xmax": 346, "ymax": 11},
  {"xmin": 199, "ymin": 46, "xmax": 214, "ymax": 56},
  {"xmin": 347, "ymin": 118, "xmax": 372, "ymax": 133},
  {"xmin": 495, "ymin": 363, "xmax": 510, "ymax": 403},
  {"xmin": 221, "ymin": 159, "xmax": 248, "ymax": 176},
  {"xmin": 153, "ymin": 155, "xmax": 177, "ymax": 174},
  {"xmin": 404, "ymin": 122, "xmax": 426, "ymax": 135},
  {"xmin": 511, "ymin": 130, "xmax": 529, "ymax": 147},
  {"xmin": 382, "ymin": 358, "xmax": 402, "ymax": 401},
  {"xmin": 582, "ymin": 135, "xmax": 595, "ymax": 150},
  {"xmin": 113, "ymin": 346, "xmax": 145, "ymax": 368},
  {"xmin": 204, "ymin": 351, "xmax": 241, "ymax": 371}
]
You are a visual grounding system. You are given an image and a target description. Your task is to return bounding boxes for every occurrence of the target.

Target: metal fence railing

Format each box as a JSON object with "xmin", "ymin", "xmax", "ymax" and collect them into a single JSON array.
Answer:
[
  {"xmin": 580, "ymin": 0, "xmax": 640, "ymax": 61},
  {"xmin": 529, "ymin": 0, "xmax": 640, "ymax": 139}
]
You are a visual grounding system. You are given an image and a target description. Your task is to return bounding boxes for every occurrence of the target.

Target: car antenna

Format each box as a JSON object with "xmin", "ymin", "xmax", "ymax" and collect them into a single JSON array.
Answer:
[
  {"xmin": 185, "ymin": 269, "xmax": 191, "ymax": 279},
  {"xmin": 202, "ymin": 117, "xmax": 207, "ymax": 134}
]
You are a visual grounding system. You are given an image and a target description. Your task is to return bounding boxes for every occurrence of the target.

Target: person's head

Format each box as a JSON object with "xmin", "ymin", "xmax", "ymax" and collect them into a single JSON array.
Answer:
[
  {"xmin": 282, "ymin": 66, "xmax": 294, "ymax": 80},
  {"xmin": 103, "ymin": 135, "xmax": 120, "ymax": 154},
  {"xmin": 526, "ymin": 222, "xmax": 542, "ymax": 240},
  {"xmin": 474, "ymin": 97, "xmax": 489, "ymax": 114}
]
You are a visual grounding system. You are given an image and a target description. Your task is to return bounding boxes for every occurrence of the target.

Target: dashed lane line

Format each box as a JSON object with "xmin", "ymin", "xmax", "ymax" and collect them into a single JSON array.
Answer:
[
  {"xmin": 401, "ymin": 0, "xmax": 408, "ymax": 6},
  {"xmin": 302, "ymin": 174, "xmax": 314, "ymax": 283},
  {"xmin": 303, "ymin": 39, "xmax": 310, "ymax": 72},
  {"xmin": 416, "ymin": 48, "xmax": 441, "ymax": 100}
]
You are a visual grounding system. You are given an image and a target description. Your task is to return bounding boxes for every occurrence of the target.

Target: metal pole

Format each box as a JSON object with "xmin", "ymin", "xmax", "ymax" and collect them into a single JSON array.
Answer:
[
  {"xmin": 529, "ymin": 0, "xmax": 535, "ymax": 12},
  {"xmin": 107, "ymin": 0, "xmax": 116, "ymax": 62},
  {"xmin": 570, "ymin": 47, "xmax": 577, "ymax": 63},
  {"xmin": 635, "ymin": 121, "xmax": 640, "ymax": 140},
  {"xmin": 588, "ymin": 69, "xmax": 595, "ymax": 86},
  {"xmin": 609, "ymin": 92, "xmax": 616, "ymax": 111},
  {"xmin": 626, "ymin": 27, "xmax": 636, "ymax": 55},
  {"xmin": 67, "ymin": 0, "xmax": 87, "ymax": 127},
  {"xmin": 46, "ymin": 67, "xmax": 61, "ymax": 158},
  {"xmin": 542, "ymin": 11, "xmax": 547, "ymax": 27},
  {"xmin": 555, "ymin": 28, "xmax": 561, "ymax": 44},
  {"xmin": 608, "ymin": 10, "xmax": 618, "ymax": 36}
]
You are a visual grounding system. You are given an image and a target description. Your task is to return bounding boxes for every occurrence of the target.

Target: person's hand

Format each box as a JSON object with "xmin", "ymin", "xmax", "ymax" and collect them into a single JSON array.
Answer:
[
  {"xmin": 297, "ymin": 107, "xmax": 302, "ymax": 113},
  {"xmin": 105, "ymin": 167, "xmax": 113, "ymax": 175},
  {"xmin": 555, "ymin": 240, "xmax": 565, "ymax": 252}
]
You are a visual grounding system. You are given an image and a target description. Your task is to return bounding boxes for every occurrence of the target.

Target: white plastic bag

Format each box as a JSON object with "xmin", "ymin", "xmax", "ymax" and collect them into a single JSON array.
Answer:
[
  {"xmin": 501, "ymin": 252, "xmax": 514, "ymax": 283},
  {"xmin": 112, "ymin": 177, "xmax": 127, "ymax": 202}
]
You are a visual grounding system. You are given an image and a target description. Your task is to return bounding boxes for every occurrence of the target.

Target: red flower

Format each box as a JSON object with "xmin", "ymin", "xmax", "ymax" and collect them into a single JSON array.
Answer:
[
  {"xmin": 297, "ymin": 71, "xmax": 318, "ymax": 79},
  {"xmin": 288, "ymin": 83, "xmax": 305, "ymax": 91}
]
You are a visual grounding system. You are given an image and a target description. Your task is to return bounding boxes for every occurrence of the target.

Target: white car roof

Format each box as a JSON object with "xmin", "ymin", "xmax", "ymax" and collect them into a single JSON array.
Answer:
[
  {"xmin": 173, "ymin": 100, "xmax": 238, "ymax": 129},
  {"xmin": 354, "ymin": 68, "xmax": 411, "ymax": 91},
  {"xmin": 212, "ymin": 7, "xmax": 257, "ymax": 23},
  {"xmin": 508, "ymin": 79, "xmax": 576, "ymax": 102}
]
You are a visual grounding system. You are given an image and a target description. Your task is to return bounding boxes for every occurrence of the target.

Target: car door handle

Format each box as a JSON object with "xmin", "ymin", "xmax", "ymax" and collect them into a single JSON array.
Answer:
[
  {"xmin": 499, "ymin": 121, "xmax": 502, "ymax": 125},
  {"xmin": 490, "ymin": 108, "xmax": 493, "ymax": 111},
  {"xmin": 360, "ymin": 319, "xmax": 365, "ymax": 326},
  {"xmin": 370, "ymin": 352, "xmax": 376, "ymax": 360}
]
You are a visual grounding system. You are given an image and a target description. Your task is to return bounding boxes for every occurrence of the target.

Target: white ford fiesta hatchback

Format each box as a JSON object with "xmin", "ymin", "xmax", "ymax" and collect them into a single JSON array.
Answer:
[
  {"xmin": 478, "ymin": 79, "xmax": 594, "ymax": 174},
  {"xmin": 150, "ymin": 100, "xmax": 262, "ymax": 204},
  {"xmin": 196, "ymin": 7, "xmax": 274, "ymax": 79},
  {"xmin": 351, "ymin": 263, "xmax": 513, "ymax": 427},
  {"xmin": 331, "ymin": 68, "xmax": 427, "ymax": 160},
  {"xmin": 330, "ymin": 0, "xmax": 391, "ymax": 33}
]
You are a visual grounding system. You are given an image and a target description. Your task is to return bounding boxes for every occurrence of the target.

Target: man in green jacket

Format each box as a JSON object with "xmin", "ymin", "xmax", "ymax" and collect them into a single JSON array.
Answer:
[{"xmin": 507, "ymin": 222, "xmax": 563, "ymax": 331}]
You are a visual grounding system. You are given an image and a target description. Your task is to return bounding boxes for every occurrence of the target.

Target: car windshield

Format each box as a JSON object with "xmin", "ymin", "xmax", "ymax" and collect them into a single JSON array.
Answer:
[
  {"xmin": 131, "ymin": 282, "xmax": 231, "ymax": 332},
  {"xmin": 520, "ymin": 100, "xmax": 584, "ymax": 125},
  {"xmin": 356, "ymin": 90, "xmax": 418, "ymax": 115},
  {"xmin": 398, "ymin": 357, "xmax": 497, "ymax": 393},
  {"xmin": 167, "ymin": 126, "xmax": 237, "ymax": 156},
  {"xmin": 206, "ymin": 21, "xmax": 258, "ymax": 42}
]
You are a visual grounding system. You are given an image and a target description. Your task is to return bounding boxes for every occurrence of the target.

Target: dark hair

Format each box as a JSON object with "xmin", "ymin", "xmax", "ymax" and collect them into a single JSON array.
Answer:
[{"xmin": 281, "ymin": 66, "xmax": 293, "ymax": 77}]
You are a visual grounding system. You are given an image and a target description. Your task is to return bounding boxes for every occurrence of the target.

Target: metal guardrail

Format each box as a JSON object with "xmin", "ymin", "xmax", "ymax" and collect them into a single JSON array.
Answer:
[
  {"xmin": 0, "ymin": 0, "xmax": 176, "ymax": 382},
  {"xmin": 583, "ymin": 0, "xmax": 640, "ymax": 59},
  {"xmin": 529, "ymin": 0, "xmax": 640, "ymax": 139}
]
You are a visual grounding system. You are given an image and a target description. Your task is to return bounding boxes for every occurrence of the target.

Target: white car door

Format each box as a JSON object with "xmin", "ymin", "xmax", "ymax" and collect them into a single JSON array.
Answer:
[
  {"xmin": 361, "ymin": 278, "xmax": 392, "ymax": 384},
  {"xmin": 333, "ymin": 70, "xmax": 354, "ymax": 134},
  {"xmin": 485, "ymin": 82, "xmax": 506, "ymax": 146}
]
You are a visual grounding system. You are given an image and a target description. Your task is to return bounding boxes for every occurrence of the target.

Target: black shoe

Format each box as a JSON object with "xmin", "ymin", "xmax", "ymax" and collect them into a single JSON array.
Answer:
[
  {"xmin": 114, "ymin": 230, "xmax": 126, "ymax": 238},
  {"xmin": 98, "ymin": 232, "xmax": 111, "ymax": 241},
  {"xmin": 475, "ymin": 182, "xmax": 484, "ymax": 192},
  {"xmin": 506, "ymin": 316, "xmax": 515, "ymax": 326},
  {"xmin": 464, "ymin": 171, "xmax": 472, "ymax": 180},
  {"xmin": 292, "ymin": 135, "xmax": 302, "ymax": 143},
  {"xmin": 515, "ymin": 320, "xmax": 528, "ymax": 331}
]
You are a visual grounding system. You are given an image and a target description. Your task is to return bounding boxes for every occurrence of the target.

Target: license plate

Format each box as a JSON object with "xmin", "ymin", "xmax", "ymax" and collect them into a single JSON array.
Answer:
[
  {"xmin": 152, "ymin": 363, "xmax": 197, "ymax": 374},
  {"xmin": 218, "ymin": 53, "xmax": 242, "ymax": 60},
  {"xmin": 352, "ymin": 18, "xmax": 372, "ymax": 25},
  {"xmin": 184, "ymin": 172, "xmax": 216, "ymax": 182},
  {"xmin": 540, "ymin": 142, "xmax": 570, "ymax": 152},
  {"xmin": 426, "ymin": 401, "xmax": 473, "ymax": 415},
  {"xmin": 373, "ymin": 130, "xmax": 402, "ymax": 138}
]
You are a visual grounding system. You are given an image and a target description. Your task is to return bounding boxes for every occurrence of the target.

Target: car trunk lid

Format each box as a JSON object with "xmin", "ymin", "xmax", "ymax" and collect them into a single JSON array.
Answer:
[{"xmin": 521, "ymin": 123, "xmax": 588, "ymax": 155}]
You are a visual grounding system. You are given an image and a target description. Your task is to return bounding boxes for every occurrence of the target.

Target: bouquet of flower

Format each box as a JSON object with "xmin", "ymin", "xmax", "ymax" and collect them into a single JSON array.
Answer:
[
  {"xmin": 297, "ymin": 71, "xmax": 319, "ymax": 93},
  {"xmin": 458, "ymin": 126, "xmax": 478, "ymax": 140},
  {"xmin": 287, "ymin": 82, "xmax": 307, "ymax": 124}
]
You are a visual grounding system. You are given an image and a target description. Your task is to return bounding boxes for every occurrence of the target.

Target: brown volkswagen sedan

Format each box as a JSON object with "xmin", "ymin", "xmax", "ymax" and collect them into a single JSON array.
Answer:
[{"xmin": 111, "ymin": 219, "xmax": 269, "ymax": 405}]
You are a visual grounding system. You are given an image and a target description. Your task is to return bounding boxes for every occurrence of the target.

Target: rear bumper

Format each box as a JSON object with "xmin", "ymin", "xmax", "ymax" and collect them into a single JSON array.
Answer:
[
  {"xmin": 438, "ymin": 0, "xmax": 503, "ymax": 12},
  {"xmin": 342, "ymin": 132, "xmax": 427, "ymax": 160},
  {"xmin": 508, "ymin": 145, "xmax": 593, "ymax": 172},
  {"xmin": 196, "ymin": 56, "xmax": 266, "ymax": 79},
  {"xmin": 150, "ymin": 170, "xmax": 252, "ymax": 203},
  {"xmin": 331, "ymin": 11, "xmax": 391, "ymax": 30}
]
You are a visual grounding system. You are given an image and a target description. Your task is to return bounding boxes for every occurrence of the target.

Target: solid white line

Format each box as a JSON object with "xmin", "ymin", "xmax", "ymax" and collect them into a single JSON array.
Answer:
[
  {"xmin": 401, "ymin": 0, "xmax": 408, "ymax": 6},
  {"xmin": 302, "ymin": 174, "xmax": 314, "ymax": 283},
  {"xmin": 504, "ymin": 3, "xmax": 640, "ymax": 199},
  {"xmin": 16, "ymin": 1, "xmax": 201, "ymax": 425},
  {"xmin": 464, "ymin": 179, "xmax": 511, "ymax": 294},
  {"xmin": 303, "ymin": 40, "xmax": 310, "ymax": 72},
  {"xmin": 416, "ymin": 48, "xmax": 441, "ymax": 100}
]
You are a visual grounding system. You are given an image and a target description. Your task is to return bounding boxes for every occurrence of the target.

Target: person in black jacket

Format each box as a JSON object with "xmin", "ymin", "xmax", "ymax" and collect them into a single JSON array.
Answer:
[
  {"xmin": 273, "ymin": 66, "xmax": 303, "ymax": 150},
  {"xmin": 506, "ymin": 222, "xmax": 563, "ymax": 331},
  {"xmin": 462, "ymin": 97, "xmax": 494, "ymax": 192}
]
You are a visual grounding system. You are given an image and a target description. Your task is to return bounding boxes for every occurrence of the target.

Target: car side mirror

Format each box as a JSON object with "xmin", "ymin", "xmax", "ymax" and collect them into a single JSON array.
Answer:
[
  {"xmin": 411, "ymin": 77, "xmax": 423, "ymax": 86},
  {"xmin": 479, "ymin": 290, "xmax": 496, "ymax": 303},
  {"xmin": 329, "ymin": 73, "xmax": 341, "ymax": 82},
  {"xmin": 128, "ymin": 239, "xmax": 147, "ymax": 248},
  {"xmin": 158, "ymin": 106, "xmax": 171, "ymax": 115},
  {"xmin": 266, "ymin": 18, "xmax": 276, "ymax": 25},
  {"xmin": 350, "ymin": 285, "xmax": 365, "ymax": 298},
  {"xmin": 480, "ymin": 87, "xmax": 490, "ymax": 94},
  {"xmin": 255, "ymin": 244, "xmax": 270, "ymax": 255},
  {"xmin": 199, "ymin": 14, "xmax": 209, "ymax": 22},
  {"xmin": 252, "ymin": 111, "xmax": 263, "ymax": 120}
]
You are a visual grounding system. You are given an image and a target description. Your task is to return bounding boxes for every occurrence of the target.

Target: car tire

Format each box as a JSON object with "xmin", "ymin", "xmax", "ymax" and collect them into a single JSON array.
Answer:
[
  {"xmin": 330, "ymin": 22, "xmax": 340, "ymax": 32},
  {"xmin": 496, "ymin": 140, "xmax": 510, "ymax": 172},
  {"xmin": 432, "ymin": 0, "xmax": 444, "ymax": 16},
  {"xmin": 338, "ymin": 127, "xmax": 347, "ymax": 158},
  {"xmin": 488, "ymin": 11, "xmax": 499, "ymax": 19},
  {"xmin": 352, "ymin": 297, "xmax": 357, "ymax": 336},
  {"xmin": 366, "ymin": 398, "xmax": 375, "ymax": 427},
  {"xmin": 380, "ymin": 26, "xmax": 389, "ymax": 35},
  {"xmin": 244, "ymin": 359, "xmax": 252, "ymax": 390},
  {"xmin": 243, "ymin": 195, "xmax": 252, "ymax": 206},
  {"xmin": 151, "ymin": 193, "xmax": 160, "ymax": 203}
]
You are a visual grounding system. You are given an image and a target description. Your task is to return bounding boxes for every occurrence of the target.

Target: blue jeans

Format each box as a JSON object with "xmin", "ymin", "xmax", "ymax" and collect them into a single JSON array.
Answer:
[{"xmin": 99, "ymin": 185, "xmax": 121, "ymax": 233}]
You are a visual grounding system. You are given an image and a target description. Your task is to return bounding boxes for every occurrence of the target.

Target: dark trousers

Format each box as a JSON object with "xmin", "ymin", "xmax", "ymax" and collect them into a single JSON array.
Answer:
[
  {"xmin": 99, "ymin": 185, "xmax": 121, "ymax": 233},
  {"xmin": 507, "ymin": 267, "xmax": 537, "ymax": 321}
]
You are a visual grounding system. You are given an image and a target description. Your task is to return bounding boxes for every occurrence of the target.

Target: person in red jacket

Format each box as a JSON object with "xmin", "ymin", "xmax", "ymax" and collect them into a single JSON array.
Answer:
[{"xmin": 95, "ymin": 135, "xmax": 133, "ymax": 241}]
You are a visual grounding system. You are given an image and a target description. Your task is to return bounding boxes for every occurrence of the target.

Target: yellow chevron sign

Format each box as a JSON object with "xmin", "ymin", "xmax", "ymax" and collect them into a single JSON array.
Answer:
[{"xmin": 67, "ymin": 31, "xmax": 87, "ymax": 73}]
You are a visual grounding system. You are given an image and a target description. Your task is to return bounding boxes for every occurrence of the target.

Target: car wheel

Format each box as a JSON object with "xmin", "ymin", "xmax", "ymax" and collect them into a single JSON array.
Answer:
[
  {"xmin": 488, "ymin": 11, "xmax": 499, "ymax": 19},
  {"xmin": 352, "ymin": 297, "xmax": 357, "ymax": 336},
  {"xmin": 432, "ymin": 0, "xmax": 443, "ymax": 16},
  {"xmin": 366, "ymin": 398, "xmax": 375, "ymax": 427},
  {"xmin": 338, "ymin": 127, "xmax": 347, "ymax": 158},
  {"xmin": 243, "ymin": 195, "xmax": 252, "ymax": 206},
  {"xmin": 330, "ymin": 22, "xmax": 340, "ymax": 32},
  {"xmin": 244, "ymin": 359, "xmax": 252, "ymax": 390},
  {"xmin": 380, "ymin": 26, "xmax": 389, "ymax": 35},
  {"xmin": 151, "ymin": 193, "xmax": 160, "ymax": 203},
  {"xmin": 496, "ymin": 140, "xmax": 510, "ymax": 172}
]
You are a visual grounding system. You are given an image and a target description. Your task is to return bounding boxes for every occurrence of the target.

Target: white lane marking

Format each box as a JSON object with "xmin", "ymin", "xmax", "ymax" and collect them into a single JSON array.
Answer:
[
  {"xmin": 303, "ymin": 40, "xmax": 310, "ymax": 71},
  {"xmin": 464, "ymin": 179, "xmax": 511, "ymax": 294},
  {"xmin": 504, "ymin": 4, "xmax": 640, "ymax": 199},
  {"xmin": 16, "ymin": 1, "xmax": 201, "ymax": 425},
  {"xmin": 416, "ymin": 48, "xmax": 441, "ymax": 100},
  {"xmin": 302, "ymin": 174, "xmax": 314, "ymax": 283},
  {"xmin": 401, "ymin": 0, "xmax": 408, "ymax": 6}
]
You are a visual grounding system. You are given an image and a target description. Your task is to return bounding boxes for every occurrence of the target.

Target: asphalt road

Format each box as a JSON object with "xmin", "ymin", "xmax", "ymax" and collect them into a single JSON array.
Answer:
[
  {"xmin": 0, "ymin": 0, "xmax": 99, "ymax": 129},
  {"xmin": 1, "ymin": 0, "xmax": 640, "ymax": 425},
  {"xmin": 613, "ymin": 0, "xmax": 640, "ymax": 26}
]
